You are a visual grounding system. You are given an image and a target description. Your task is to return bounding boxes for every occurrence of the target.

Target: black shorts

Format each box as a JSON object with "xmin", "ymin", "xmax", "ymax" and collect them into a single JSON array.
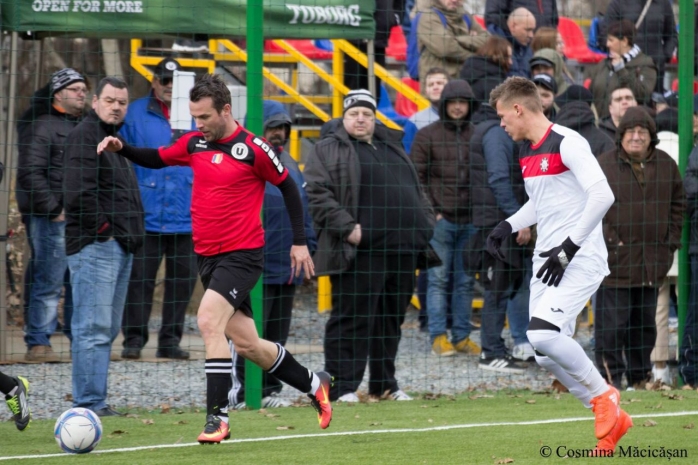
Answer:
[{"xmin": 197, "ymin": 248, "xmax": 264, "ymax": 317}]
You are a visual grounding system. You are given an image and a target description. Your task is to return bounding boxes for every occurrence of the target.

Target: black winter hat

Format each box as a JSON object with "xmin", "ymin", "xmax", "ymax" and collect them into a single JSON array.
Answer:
[
  {"xmin": 556, "ymin": 85, "xmax": 593, "ymax": 109},
  {"xmin": 50, "ymin": 68, "xmax": 85, "ymax": 96}
]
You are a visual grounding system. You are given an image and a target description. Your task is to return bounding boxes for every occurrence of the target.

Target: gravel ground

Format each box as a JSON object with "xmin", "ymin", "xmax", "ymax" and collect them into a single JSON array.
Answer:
[{"xmin": 0, "ymin": 288, "xmax": 679, "ymax": 422}]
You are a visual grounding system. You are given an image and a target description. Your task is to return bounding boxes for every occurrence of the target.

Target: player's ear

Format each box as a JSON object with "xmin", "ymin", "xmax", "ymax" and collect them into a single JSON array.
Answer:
[{"xmin": 221, "ymin": 103, "xmax": 232, "ymax": 117}]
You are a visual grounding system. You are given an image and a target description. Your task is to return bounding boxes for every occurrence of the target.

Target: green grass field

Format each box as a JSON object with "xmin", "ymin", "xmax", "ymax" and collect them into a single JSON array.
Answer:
[{"xmin": 1, "ymin": 389, "xmax": 696, "ymax": 464}]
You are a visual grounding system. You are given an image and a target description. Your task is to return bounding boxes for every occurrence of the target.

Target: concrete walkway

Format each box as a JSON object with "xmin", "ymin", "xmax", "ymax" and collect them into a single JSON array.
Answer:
[{"xmin": 0, "ymin": 325, "xmax": 322, "ymax": 364}]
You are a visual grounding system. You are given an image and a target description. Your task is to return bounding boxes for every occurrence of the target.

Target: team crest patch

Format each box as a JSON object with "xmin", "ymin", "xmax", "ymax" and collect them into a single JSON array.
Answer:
[
  {"xmin": 540, "ymin": 157, "xmax": 549, "ymax": 172},
  {"xmin": 231, "ymin": 143, "xmax": 249, "ymax": 160},
  {"xmin": 211, "ymin": 153, "xmax": 223, "ymax": 164}
]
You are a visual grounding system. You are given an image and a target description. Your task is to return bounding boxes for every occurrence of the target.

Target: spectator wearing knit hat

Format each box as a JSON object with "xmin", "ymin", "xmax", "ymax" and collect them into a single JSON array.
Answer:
[
  {"xmin": 16, "ymin": 68, "xmax": 87, "ymax": 362},
  {"xmin": 532, "ymin": 74, "xmax": 557, "ymax": 121},
  {"xmin": 596, "ymin": 106, "xmax": 685, "ymax": 389},
  {"xmin": 304, "ymin": 89, "xmax": 435, "ymax": 402}
]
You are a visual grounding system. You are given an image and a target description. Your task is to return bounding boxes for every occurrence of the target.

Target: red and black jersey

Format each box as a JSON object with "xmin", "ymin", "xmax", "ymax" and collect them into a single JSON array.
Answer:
[{"xmin": 158, "ymin": 123, "xmax": 288, "ymax": 256}]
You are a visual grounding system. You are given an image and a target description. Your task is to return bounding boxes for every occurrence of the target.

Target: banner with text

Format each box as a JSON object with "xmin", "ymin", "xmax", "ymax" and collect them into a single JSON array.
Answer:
[{"xmin": 2, "ymin": 0, "xmax": 375, "ymax": 39}]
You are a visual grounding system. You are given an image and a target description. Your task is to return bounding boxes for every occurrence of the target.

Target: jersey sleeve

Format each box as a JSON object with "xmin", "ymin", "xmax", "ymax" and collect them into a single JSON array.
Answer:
[
  {"xmin": 559, "ymin": 133, "xmax": 607, "ymax": 192},
  {"xmin": 157, "ymin": 131, "xmax": 194, "ymax": 166},
  {"xmin": 250, "ymin": 135, "xmax": 289, "ymax": 186}
]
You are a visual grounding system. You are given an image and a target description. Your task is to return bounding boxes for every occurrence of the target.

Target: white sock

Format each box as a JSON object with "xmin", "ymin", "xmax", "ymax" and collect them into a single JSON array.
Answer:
[
  {"xmin": 528, "ymin": 329, "xmax": 609, "ymax": 399},
  {"xmin": 308, "ymin": 370, "xmax": 321, "ymax": 393},
  {"xmin": 219, "ymin": 416, "xmax": 229, "ymax": 424},
  {"xmin": 536, "ymin": 355, "xmax": 593, "ymax": 408}
]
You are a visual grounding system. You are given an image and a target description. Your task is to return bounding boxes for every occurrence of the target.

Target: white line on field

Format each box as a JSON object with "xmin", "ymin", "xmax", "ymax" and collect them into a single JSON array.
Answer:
[{"xmin": 3, "ymin": 410, "xmax": 697, "ymax": 461}]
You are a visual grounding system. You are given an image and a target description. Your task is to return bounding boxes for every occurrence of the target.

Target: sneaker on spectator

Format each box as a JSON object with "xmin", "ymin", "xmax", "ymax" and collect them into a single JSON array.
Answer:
[
  {"xmin": 651, "ymin": 365, "xmax": 672, "ymax": 385},
  {"xmin": 478, "ymin": 353, "xmax": 527, "ymax": 373},
  {"xmin": 337, "ymin": 392, "xmax": 359, "ymax": 403},
  {"xmin": 512, "ymin": 342, "xmax": 536, "ymax": 361},
  {"xmin": 25, "ymin": 346, "xmax": 60, "ymax": 363},
  {"xmin": 389, "ymin": 389, "xmax": 413, "ymax": 401},
  {"xmin": 262, "ymin": 393, "xmax": 292, "ymax": 408},
  {"xmin": 454, "ymin": 337, "xmax": 480, "ymax": 355},
  {"xmin": 668, "ymin": 316, "xmax": 678, "ymax": 332},
  {"xmin": 432, "ymin": 334, "xmax": 456, "ymax": 357}
]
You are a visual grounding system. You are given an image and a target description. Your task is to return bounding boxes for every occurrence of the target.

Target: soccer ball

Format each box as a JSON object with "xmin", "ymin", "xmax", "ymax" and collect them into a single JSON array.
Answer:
[{"xmin": 54, "ymin": 408, "xmax": 103, "ymax": 454}]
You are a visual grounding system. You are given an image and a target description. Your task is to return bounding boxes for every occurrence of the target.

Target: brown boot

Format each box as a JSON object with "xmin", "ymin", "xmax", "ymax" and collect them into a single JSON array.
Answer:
[{"xmin": 25, "ymin": 345, "xmax": 60, "ymax": 363}]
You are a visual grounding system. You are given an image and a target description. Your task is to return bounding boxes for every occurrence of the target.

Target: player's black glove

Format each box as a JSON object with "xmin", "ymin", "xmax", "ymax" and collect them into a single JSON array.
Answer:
[
  {"xmin": 486, "ymin": 221, "xmax": 512, "ymax": 261},
  {"xmin": 536, "ymin": 237, "xmax": 581, "ymax": 287}
]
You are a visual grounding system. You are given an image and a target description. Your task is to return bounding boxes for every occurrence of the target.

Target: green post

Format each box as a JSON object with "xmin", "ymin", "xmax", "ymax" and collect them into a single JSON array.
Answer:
[
  {"xmin": 245, "ymin": 0, "xmax": 264, "ymax": 409},
  {"xmin": 677, "ymin": 0, "xmax": 695, "ymax": 386}
]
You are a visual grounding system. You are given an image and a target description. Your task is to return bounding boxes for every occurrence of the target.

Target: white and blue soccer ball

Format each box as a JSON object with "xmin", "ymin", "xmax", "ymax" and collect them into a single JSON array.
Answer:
[{"xmin": 54, "ymin": 408, "xmax": 103, "ymax": 454}]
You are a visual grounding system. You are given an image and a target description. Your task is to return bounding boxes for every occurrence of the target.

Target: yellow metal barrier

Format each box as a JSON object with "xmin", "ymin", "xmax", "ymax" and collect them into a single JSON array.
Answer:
[{"xmin": 130, "ymin": 39, "xmax": 216, "ymax": 80}]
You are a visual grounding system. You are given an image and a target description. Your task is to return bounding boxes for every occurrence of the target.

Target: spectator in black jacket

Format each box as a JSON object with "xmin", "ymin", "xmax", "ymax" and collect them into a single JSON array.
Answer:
[
  {"xmin": 460, "ymin": 35, "xmax": 512, "ymax": 106},
  {"xmin": 485, "ymin": 0, "xmax": 558, "ymax": 35},
  {"xmin": 556, "ymin": 85, "xmax": 616, "ymax": 157},
  {"xmin": 64, "ymin": 77, "xmax": 144, "ymax": 417},
  {"xmin": 16, "ymin": 68, "xmax": 86, "ymax": 362},
  {"xmin": 603, "ymin": 0, "xmax": 677, "ymax": 92}
]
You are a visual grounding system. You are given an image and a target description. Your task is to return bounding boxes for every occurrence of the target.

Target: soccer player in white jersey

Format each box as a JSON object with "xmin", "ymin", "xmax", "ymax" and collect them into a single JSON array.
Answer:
[{"xmin": 486, "ymin": 77, "xmax": 631, "ymax": 454}]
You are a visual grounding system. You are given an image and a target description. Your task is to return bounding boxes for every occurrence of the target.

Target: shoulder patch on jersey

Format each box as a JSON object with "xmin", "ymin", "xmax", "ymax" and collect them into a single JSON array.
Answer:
[
  {"xmin": 252, "ymin": 137, "xmax": 285, "ymax": 174},
  {"xmin": 231, "ymin": 143, "xmax": 249, "ymax": 160}
]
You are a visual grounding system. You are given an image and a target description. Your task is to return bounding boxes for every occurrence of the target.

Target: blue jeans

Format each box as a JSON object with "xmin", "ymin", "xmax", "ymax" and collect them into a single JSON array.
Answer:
[
  {"xmin": 507, "ymin": 259, "xmax": 532, "ymax": 345},
  {"xmin": 23, "ymin": 216, "xmax": 69, "ymax": 348},
  {"xmin": 68, "ymin": 240, "xmax": 133, "ymax": 411},
  {"xmin": 427, "ymin": 219, "xmax": 475, "ymax": 342}
]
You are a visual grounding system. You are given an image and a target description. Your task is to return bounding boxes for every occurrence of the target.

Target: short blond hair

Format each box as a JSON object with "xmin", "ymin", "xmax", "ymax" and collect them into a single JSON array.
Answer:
[{"xmin": 489, "ymin": 76, "xmax": 542, "ymax": 113}]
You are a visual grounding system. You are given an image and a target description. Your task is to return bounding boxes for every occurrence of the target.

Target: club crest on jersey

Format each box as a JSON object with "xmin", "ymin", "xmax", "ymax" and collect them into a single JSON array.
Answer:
[
  {"xmin": 211, "ymin": 153, "xmax": 223, "ymax": 164},
  {"xmin": 540, "ymin": 157, "xmax": 549, "ymax": 172},
  {"xmin": 231, "ymin": 143, "xmax": 249, "ymax": 160}
]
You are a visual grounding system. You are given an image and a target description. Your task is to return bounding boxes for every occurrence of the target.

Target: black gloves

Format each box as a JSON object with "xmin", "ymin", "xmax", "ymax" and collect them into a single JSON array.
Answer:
[
  {"xmin": 536, "ymin": 237, "xmax": 581, "ymax": 287},
  {"xmin": 486, "ymin": 221, "xmax": 513, "ymax": 261}
]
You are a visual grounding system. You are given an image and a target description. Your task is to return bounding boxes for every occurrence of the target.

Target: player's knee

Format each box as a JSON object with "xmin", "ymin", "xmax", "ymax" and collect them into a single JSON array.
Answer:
[
  {"xmin": 527, "ymin": 317, "xmax": 561, "ymax": 356},
  {"xmin": 197, "ymin": 310, "xmax": 222, "ymax": 339}
]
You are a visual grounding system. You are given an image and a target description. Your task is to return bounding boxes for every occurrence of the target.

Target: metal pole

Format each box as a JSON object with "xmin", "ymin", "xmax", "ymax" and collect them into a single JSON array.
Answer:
[
  {"xmin": 245, "ymin": 0, "xmax": 264, "ymax": 410},
  {"xmin": 367, "ymin": 39, "xmax": 375, "ymax": 97},
  {"xmin": 677, "ymin": 0, "xmax": 695, "ymax": 386},
  {"xmin": 0, "ymin": 31, "xmax": 19, "ymax": 361}
]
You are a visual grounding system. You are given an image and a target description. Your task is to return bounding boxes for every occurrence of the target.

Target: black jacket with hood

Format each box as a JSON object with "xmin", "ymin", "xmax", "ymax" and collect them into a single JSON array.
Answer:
[
  {"xmin": 411, "ymin": 80, "xmax": 476, "ymax": 223},
  {"xmin": 555, "ymin": 101, "xmax": 616, "ymax": 158},
  {"xmin": 459, "ymin": 55, "xmax": 509, "ymax": 106},
  {"xmin": 16, "ymin": 83, "xmax": 82, "ymax": 218}
]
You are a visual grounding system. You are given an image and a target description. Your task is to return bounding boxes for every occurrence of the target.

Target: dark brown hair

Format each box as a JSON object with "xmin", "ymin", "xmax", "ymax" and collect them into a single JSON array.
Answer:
[
  {"xmin": 607, "ymin": 20, "xmax": 636, "ymax": 47},
  {"xmin": 190, "ymin": 74, "xmax": 231, "ymax": 113},
  {"xmin": 476, "ymin": 36, "xmax": 513, "ymax": 73},
  {"xmin": 489, "ymin": 76, "xmax": 542, "ymax": 112},
  {"xmin": 531, "ymin": 27, "xmax": 558, "ymax": 53}
]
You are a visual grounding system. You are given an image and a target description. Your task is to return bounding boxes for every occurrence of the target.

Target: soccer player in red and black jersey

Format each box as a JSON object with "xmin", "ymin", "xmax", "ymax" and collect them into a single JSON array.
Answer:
[{"xmin": 97, "ymin": 74, "xmax": 332, "ymax": 443}]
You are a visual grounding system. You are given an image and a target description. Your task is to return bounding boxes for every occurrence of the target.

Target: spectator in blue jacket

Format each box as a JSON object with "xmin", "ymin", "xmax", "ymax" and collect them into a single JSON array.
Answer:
[
  {"xmin": 489, "ymin": 7, "xmax": 535, "ymax": 78},
  {"xmin": 229, "ymin": 101, "xmax": 317, "ymax": 408},
  {"xmin": 120, "ymin": 57, "xmax": 197, "ymax": 360}
]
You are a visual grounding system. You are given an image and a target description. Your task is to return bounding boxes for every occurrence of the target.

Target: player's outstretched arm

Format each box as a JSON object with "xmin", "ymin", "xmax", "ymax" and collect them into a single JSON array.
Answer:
[{"xmin": 97, "ymin": 136, "xmax": 167, "ymax": 169}]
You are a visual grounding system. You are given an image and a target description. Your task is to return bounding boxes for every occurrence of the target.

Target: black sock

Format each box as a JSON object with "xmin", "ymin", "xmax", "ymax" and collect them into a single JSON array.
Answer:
[
  {"xmin": 0, "ymin": 372, "xmax": 17, "ymax": 396},
  {"xmin": 205, "ymin": 359, "xmax": 232, "ymax": 417},
  {"xmin": 267, "ymin": 343, "xmax": 312, "ymax": 393}
]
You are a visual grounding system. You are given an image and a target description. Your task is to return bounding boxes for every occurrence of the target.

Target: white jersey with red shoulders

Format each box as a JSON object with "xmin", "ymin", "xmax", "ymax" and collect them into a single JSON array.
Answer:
[{"xmin": 518, "ymin": 123, "xmax": 610, "ymax": 275}]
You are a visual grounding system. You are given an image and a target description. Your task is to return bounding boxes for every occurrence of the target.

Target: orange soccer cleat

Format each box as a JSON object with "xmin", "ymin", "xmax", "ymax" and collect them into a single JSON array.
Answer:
[
  {"xmin": 590, "ymin": 385, "xmax": 621, "ymax": 439},
  {"xmin": 308, "ymin": 371, "xmax": 333, "ymax": 429},
  {"xmin": 594, "ymin": 409, "xmax": 633, "ymax": 454},
  {"xmin": 197, "ymin": 415, "xmax": 231, "ymax": 444}
]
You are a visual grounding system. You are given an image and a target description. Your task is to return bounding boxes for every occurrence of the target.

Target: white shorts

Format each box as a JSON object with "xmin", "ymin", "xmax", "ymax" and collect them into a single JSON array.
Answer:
[{"xmin": 529, "ymin": 260, "xmax": 605, "ymax": 337}]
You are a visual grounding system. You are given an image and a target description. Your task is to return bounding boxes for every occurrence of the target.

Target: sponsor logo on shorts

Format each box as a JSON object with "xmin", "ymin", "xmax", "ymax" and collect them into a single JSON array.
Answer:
[
  {"xmin": 550, "ymin": 307, "xmax": 563, "ymax": 313},
  {"xmin": 229, "ymin": 288, "xmax": 238, "ymax": 300}
]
